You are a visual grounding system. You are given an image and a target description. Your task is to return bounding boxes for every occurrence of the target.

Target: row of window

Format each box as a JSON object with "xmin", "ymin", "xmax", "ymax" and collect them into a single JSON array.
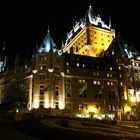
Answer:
[
  {"xmin": 79, "ymin": 104, "xmax": 119, "ymax": 111},
  {"xmin": 78, "ymin": 80, "xmax": 114, "ymax": 86},
  {"xmin": 66, "ymin": 63, "xmax": 114, "ymax": 70},
  {"xmin": 39, "ymin": 101, "xmax": 59, "ymax": 109},
  {"xmin": 67, "ymin": 90, "xmax": 116, "ymax": 99}
]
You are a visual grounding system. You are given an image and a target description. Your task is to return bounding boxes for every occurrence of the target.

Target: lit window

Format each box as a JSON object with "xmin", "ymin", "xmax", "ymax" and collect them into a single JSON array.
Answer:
[
  {"xmin": 79, "ymin": 80, "xmax": 82, "ymax": 83},
  {"xmin": 119, "ymin": 74, "xmax": 122, "ymax": 78},
  {"xmin": 79, "ymin": 104, "xmax": 83, "ymax": 110},
  {"xmin": 66, "ymin": 62, "xmax": 69, "ymax": 66},
  {"xmin": 120, "ymin": 82, "xmax": 123, "ymax": 86},
  {"xmin": 77, "ymin": 63, "xmax": 79, "ymax": 67},
  {"xmin": 109, "ymin": 105, "xmax": 112, "ymax": 110},
  {"xmin": 107, "ymin": 74, "xmax": 110, "ymax": 77},
  {"xmin": 83, "ymin": 64, "xmax": 85, "ymax": 67},
  {"xmin": 83, "ymin": 104, "xmax": 88, "ymax": 110},
  {"xmin": 110, "ymin": 67, "xmax": 112, "ymax": 71},
  {"xmin": 79, "ymin": 80, "xmax": 85, "ymax": 84},
  {"xmin": 132, "ymin": 62, "xmax": 135, "ymax": 66},
  {"xmin": 40, "ymin": 66, "xmax": 43, "ymax": 70},
  {"xmin": 111, "ymin": 82, "xmax": 113, "ymax": 86},
  {"xmin": 107, "ymin": 82, "xmax": 110, "ymax": 86},
  {"xmin": 98, "ymin": 81, "xmax": 101, "ymax": 85},
  {"xmin": 110, "ymin": 74, "xmax": 112, "ymax": 78},
  {"xmin": 25, "ymin": 64, "xmax": 27, "ymax": 69},
  {"xmin": 118, "ymin": 66, "xmax": 121, "ymax": 70},
  {"xmin": 93, "ymin": 81, "xmax": 97, "ymax": 85},
  {"xmin": 113, "ymin": 105, "xmax": 116, "ymax": 111},
  {"xmin": 83, "ymin": 80, "xmax": 85, "ymax": 83},
  {"xmin": 67, "ymin": 69, "xmax": 70, "ymax": 73}
]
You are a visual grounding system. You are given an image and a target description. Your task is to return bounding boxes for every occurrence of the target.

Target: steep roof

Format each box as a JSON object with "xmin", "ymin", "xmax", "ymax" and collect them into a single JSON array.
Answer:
[
  {"xmin": 38, "ymin": 28, "xmax": 57, "ymax": 53},
  {"xmin": 64, "ymin": 4, "xmax": 111, "ymax": 46},
  {"xmin": 86, "ymin": 5, "xmax": 110, "ymax": 29},
  {"xmin": 107, "ymin": 34, "xmax": 139, "ymax": 60}
]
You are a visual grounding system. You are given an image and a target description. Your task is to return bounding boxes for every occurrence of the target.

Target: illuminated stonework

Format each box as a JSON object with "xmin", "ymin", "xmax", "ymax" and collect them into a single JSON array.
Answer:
[
  {"xmin": 1, "ymin": 3, "xmax": 140, "ymax": 122},
  {"xmin": 63, "ymin": 5, "xmax": 115, "ymax": 57},
  {"xmin": 63, "ymin": 24, "xmax": 115, "ymax": 57}
]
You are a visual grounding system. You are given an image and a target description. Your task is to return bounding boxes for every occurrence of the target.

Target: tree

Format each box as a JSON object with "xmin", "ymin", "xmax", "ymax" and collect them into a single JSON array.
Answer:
[{"xmin": 5, "ymin": 82, "xmax": 27, "ymax": 111}]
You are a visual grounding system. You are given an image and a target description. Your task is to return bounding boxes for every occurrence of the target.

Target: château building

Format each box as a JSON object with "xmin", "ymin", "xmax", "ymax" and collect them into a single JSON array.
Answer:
[{"xmin": 0, "ymin": 4, "xmax": 140, "ymax": 121}]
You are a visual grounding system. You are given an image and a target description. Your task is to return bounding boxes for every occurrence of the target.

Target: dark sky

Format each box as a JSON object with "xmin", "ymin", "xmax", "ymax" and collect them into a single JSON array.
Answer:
[{"xmin": 0, "ymin": 0, "xmax": 139, "ymax": 62}]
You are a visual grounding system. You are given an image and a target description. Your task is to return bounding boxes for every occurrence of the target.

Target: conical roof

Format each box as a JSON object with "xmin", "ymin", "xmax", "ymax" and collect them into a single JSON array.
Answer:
[{"xmin": 38, "ymin": 28, "xmax": 57, "ymax": 53}]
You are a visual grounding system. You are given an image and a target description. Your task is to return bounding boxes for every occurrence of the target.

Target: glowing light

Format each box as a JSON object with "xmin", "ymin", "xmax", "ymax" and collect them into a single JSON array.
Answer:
[
  {"xmin": 130, "ymin": 96, "xmax": 136, "ymax": 102},
  {"xmin": 44, "ymin": 94, "xmax": 49, "ymax": 108},
  {"xmin": 88, "ymin": 106, "xmax": 97, "ymax": 113},
  {"xmin": 124, "ymin": 91, "xmax": 128, "ymax": 100},
  {"xmin": 34, "ymin": 99, "xmax": 39, "ymax": 109},
  {"xmin": 59, "ymin": 101, "xmax": 65, "ymax": 109},
  {"xmin": 58, "ymin": 50, "xmax": 63, "ymax": 56},
  {"xmin": 44, "ymin": 100, "xmax": 49, "ymax": 108},
  {"xmin": 50, "ymin": 99, "xmax": 54, "ymax": 109},
  {"xmin": 107, "ymin": 114, "xmax": 115, "ymax": 120},
  {"xmin": 16, "ymin": 109, "xmax": 19, "ymax": 113},
  {"xmin": 48, "ymin": 68, "xmax": 54, "ymax": 73},
  {"xmin": 76, "ymin": 114, "xmax": 90, "ymax": 118},
  {"xmin": 32, "ymin": 69, "xmax": 37, "ymax": 74},
  {"xmin": 124, "ymin": 105, "xmax": 131, "ymax": 113}
]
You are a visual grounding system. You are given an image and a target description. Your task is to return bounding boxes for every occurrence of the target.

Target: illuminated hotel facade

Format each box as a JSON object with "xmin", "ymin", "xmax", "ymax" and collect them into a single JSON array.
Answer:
[{"xmin": 0, "ymin": 5, "xmax": 140, "ymax": 120}]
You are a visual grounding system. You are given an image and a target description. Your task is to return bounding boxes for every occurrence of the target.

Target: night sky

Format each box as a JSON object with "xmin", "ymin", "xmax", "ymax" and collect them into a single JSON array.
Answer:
[{"xmin": 0, "ymin": 0, "xmax": 139, "ymax": 62}]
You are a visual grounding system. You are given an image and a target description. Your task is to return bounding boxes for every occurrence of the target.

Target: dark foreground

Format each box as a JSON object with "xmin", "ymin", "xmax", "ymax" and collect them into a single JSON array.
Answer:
[
  {"xmin": 0, "ymin": 116, "xmax": 140, "ymax": 140},
  {"xmin": 14, "ymin": 118, "xmax": 118, "ymax": 140}
]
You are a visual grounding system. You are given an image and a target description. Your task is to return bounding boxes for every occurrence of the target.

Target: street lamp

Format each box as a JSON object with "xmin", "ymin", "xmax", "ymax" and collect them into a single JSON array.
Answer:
[
  {"xmin": 32, "ymin": 69, "xmax": 37, "ymax": 74},
  {"xmin": 48, "ymin": 68, "xmax": 54, "ymax": 73}
]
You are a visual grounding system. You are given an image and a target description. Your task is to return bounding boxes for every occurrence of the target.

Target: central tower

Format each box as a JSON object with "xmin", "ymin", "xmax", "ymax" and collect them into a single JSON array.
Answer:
[{"xmin": 63, "ymin": 5, "xmax": 115, "ymax": 57}]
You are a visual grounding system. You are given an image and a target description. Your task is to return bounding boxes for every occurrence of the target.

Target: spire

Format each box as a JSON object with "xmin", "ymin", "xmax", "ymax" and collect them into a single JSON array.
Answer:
[
  {"xmin": 109, "ymin": 17, "xmax": 111, "ymax": 28},
  {"xmin": 47, "ymin": 25, "xmax": 50, "ymax": 33},
  {"xmin": 89, "ymin": 0, "xmax": 92, "ymax": 8},
  {"xmin": 87, "ymin": 2, "xmax": 96, "ymax": 24},
  {"xmin": 2, "ymin": 41, "xmax": 6, "ymax": 53},
  {"xmin": 0, "ymin": 41, "xmax": 7, "ymax": 73},
  {"xmin": 38, "ymin": 27, "xmax": 58, "ymax": 53},
  {"xmin": 61, "ymin": 38, "xmax": 65, "ymax": 48}
]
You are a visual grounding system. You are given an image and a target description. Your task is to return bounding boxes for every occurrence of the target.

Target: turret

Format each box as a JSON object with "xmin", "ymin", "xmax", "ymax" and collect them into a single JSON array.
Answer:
[{"xmin": 37, "ymin": 26, "xmax": 58, "ymax": 53}]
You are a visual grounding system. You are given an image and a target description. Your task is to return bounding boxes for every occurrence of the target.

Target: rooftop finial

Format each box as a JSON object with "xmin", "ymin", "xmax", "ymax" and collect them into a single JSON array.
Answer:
[
  {"xmin": 89, "ymin": 0, "xmax": 92, "ymax": 8},
  {"xmin": 109, "ymin": 17, "xmax": 111, "ymax": 28},
  {"xmin": 47, "ymin": 25, "xmax": 50, "ymax": 33}
]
